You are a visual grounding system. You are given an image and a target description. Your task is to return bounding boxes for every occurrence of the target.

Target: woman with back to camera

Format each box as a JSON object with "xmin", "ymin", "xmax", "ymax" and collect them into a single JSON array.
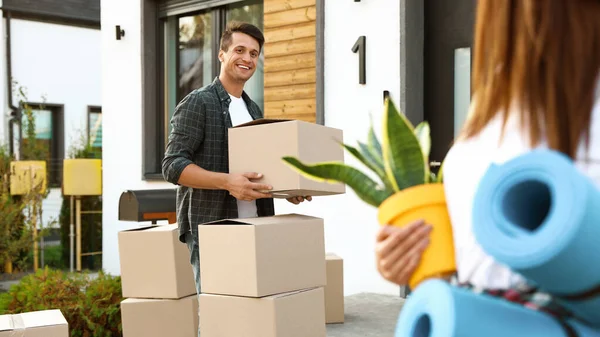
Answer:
[{"xmin": 375, "ymin": 0, "xmax": 600, "ymax": 318}]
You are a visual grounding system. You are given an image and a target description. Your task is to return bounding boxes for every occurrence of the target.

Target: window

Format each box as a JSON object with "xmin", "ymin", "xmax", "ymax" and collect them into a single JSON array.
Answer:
[
  {"xmin": 20, "ymin": 103, "xmax": 64, "ymax": 188},
  {"xmin": 143, "ymin": 0, "xmax": 264, "ymax": 180},
  {"xmin": 88, "ymin": 106, "xmax": 102, "ymax": 158}
]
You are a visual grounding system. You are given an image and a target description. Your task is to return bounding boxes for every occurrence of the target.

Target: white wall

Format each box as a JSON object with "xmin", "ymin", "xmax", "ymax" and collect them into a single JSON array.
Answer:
[
  {"xmin": 101, "ymin": 0, "xmax": 403, "ymax": 296},
  {"xmin": 0, "ymin": 15, "xmax": 7, "ymax": 146},
  {"xmin": 10, "ymin": 19, "xmax": 102, "ymax": 227},
  {"xmin": 11, "ymin": 19, "xmax": 102, "ymax": 149},
  {"xmin": 273, "ymin": 0, "xmax": 402, "ymax": 296},
  {"xmin": 101, "ymin": 0, "xmax": 173, "ymax": 275}
]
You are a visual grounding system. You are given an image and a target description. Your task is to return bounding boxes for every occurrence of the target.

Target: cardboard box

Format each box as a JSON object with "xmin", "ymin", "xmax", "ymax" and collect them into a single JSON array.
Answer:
[
  {"xmin": 325, "ymin": 253, "xmax": 345, "ymax": 324},
  {"xmin": 0, "ymin": 309, "xmax": 68, "ymax": 337},
  {"xmin": 121, "ymin": 295, "xmax": 198, "ymax": 337},
  {"xmin": 228, "ymin": 119, "xmax": 346, "ymax": 198},
  {"xmin": 199, "ymin": 287, "xmax": 325, "ymax": 337},
  {"xmin": 118, "ymin": 224, "xmax": 196, "ymax": 299},
  {"xmin": 198, "ymin": 214, "xmax": 326, "ymax": 297}
]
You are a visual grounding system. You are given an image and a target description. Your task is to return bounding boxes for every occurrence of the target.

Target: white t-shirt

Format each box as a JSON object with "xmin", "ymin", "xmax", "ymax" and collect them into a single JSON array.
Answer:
[
  {"xmin": 442, "ymin": 88, "xmax": 600, "ymax": 290},
  {"xmin": 228, "ymin": 94, "xmax": 258, "ymax": 219}
]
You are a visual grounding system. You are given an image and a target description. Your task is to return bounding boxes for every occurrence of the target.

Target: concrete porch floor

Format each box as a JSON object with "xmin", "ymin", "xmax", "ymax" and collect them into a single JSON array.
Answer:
[{"xmin": 327, "ymin": 292, "xmax": 405, "ymax": 337}]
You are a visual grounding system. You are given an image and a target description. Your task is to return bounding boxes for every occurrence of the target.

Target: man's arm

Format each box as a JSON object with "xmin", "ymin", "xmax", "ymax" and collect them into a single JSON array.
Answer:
[
  {"xmin": 162, "ymin": 93, "xmax": 272, "ymax": 200},
  {"xmin": 161, "ymin": 92, "xmax": 206, "ymax": 186},
  {"xmin": 181, "ymin": 167, "xmax": 273, "ymax": 201}
]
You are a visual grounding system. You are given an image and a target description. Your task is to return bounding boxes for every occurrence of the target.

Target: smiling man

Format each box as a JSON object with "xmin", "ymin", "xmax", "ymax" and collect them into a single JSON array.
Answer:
[{"xmin": 162, "ymin": 21, "xmax": 309, "ymax": 335}]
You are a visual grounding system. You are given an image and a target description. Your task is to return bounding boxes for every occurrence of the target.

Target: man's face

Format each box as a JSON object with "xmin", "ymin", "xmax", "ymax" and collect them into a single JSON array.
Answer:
[{"xmin": 219, "ymin": 32, "xmax": 260, "ymax": 83}]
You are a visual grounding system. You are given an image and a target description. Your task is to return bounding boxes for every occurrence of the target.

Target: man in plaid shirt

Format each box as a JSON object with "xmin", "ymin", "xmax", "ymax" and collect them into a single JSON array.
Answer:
[{"xmin": 162, "ymin": 21, "xmax": 310, "ymax": 324}]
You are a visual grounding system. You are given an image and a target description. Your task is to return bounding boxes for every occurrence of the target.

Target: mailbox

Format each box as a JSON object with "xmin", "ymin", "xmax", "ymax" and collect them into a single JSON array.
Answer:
[{"xmin": 118, "ymin": 189, "xmax": 177, "ymax": 224}]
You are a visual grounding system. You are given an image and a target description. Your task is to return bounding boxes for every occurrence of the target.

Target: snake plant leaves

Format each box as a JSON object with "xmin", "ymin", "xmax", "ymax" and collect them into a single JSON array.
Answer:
[
  {"xmin": 436, "ymin": 160, "xmax": 445, "ymax": 183},
  {"xmin": 381, "ymin": 98, "xmax": 427, "ymax": 191},
  {"xmin": 367, "ymin": 121, "xmax": 383, "ymax": 164},
  {"xmin": 342, "ymin": 142, "xmax": 394, "ymax": 193},
  {"xmin": 414, "ymin": 122, "xmax": 431, "ymax": 159},
  {"xmin": 281, "ymin": 157, "xmax": 390, "ymax": 207}
]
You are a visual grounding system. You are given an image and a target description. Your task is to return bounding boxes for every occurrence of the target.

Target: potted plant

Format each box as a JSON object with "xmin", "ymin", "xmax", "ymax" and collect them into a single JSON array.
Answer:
[{"xmin": 281, "ymin": 97, "xmax": 456, "ymax": 290}]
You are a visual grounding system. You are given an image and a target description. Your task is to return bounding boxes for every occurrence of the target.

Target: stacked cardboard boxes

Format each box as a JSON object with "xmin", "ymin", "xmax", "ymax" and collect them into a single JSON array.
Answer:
[
  {"xmin": 118, "ymin": 224, "xmax": 199, "ymax": 336},
  {"xmin": 197, "ymin": 214, "xmax": 328, "ymax": 336}
]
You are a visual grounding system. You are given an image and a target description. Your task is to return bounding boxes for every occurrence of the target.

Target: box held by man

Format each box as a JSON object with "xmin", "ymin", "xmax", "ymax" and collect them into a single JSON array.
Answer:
[{"xmin": 228, "ymin": 119, "xmax": 346, "ymax": 198}]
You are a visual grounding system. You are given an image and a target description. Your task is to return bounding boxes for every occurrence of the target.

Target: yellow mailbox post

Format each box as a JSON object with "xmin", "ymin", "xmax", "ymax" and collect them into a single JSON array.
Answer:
[
  {"xmin": 9, "ymin": 160, "xmax": 47, "ymax": 272},
  {"xmin": 62, "ymin": 158, "xmax": 102, "ymax": 272}
]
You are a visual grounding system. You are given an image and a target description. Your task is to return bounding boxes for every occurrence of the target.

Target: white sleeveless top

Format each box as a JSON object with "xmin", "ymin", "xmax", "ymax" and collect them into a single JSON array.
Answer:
[{"xmin": 442, "ymin": 85, "xmax": 600, "ymax": 290}]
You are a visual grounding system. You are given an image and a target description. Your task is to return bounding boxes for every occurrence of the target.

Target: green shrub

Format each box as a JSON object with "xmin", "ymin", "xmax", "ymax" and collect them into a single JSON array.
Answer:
[
  {"xmin": 25, "ymin": 244, "xmax": 66, "ymax": 270},
  {"xmin": 0, "ymin": 267, "xmax": 123, "ymax": 337}
]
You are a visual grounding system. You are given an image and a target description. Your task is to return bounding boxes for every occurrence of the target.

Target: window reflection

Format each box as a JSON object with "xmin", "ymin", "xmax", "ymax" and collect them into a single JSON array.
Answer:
[
  {"xmin": 178, "ymin": 12, "xmax": 212, "ymax": 102},
  {"xmin": 226, "ymin": 0, "xmax": 264, "ymax": 111}
]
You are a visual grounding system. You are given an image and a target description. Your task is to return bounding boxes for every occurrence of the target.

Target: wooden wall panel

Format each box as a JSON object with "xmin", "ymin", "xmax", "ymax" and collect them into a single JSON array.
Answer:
[
  {"xmin": 264, "ymin": 52, "xmax": 315, "ymax": 72},
  {"xmin": 263, "ymin": 0, "xmax": 317, "ymax": 123},
  {"xmin": 264, "ymin": 0, "xmax": 315, "ymax": 13},
  {"xmin": 264, "ymin": 37, "xmax": 315, "ymax": 58}
]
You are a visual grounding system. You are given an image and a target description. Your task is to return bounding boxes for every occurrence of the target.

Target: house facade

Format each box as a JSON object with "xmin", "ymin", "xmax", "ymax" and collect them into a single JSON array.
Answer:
[
  {"xmin": 0, "ymin": 0, "xmax": 102, "ymax": 228},
  {"xmin": 100, "ymin": 0, "xmax": 475, "ymax": 296}
]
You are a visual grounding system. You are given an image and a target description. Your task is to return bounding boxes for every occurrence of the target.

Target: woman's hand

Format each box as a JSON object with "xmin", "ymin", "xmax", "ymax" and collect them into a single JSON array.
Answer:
[{"xmin": 375, "ymin": 219, "xmax": 432, "ymax": 286}]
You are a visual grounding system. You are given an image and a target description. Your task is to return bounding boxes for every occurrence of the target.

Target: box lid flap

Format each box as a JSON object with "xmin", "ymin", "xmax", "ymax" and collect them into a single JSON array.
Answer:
[
  {"xmin": 119, "ymin": 224, "xmax": 159, "ymax": 233},
  {"xmin": 199, "ymin": 213, "xmax": 320, "ymax": 226},
  {"xmin": 231, "ymin": 118, "xmax": 293, "ymax": 128},
  {"xmin": 265, "ymin": 287, "xmax": 319, "ymax": 299},
  {"xmin": 326, "ymin": 253, "xmax": 342, "ymax": 260},
  {"xmin": 20, "ymin": 310, "xmax": 67, "ymax": 328},
  {"xmin": 0, "ymin": 315, "xmax": 17, "ymax": 332},
  {"xmin": 122, "ymin": 294, "xmax": 197, "ymax": 304},
  {"xmin": 143, "ymin": 224, "xmax": 178, "ymax": 233}
]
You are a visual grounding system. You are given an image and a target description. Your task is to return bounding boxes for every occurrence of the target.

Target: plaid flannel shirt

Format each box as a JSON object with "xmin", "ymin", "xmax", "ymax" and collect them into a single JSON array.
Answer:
[{"xmin": 162, "ymin": 77, "xmax": 275, "ymax": 243}]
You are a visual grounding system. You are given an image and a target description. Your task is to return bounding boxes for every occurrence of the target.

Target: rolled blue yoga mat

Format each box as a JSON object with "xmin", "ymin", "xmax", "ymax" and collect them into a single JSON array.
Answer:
[
  {"xmin": 394, "ymin": 279, "xmax": 600, "ymax": 337},
  {"xmin": 472, "ymin": 149, "xmax": 600, "ymax": 327}
]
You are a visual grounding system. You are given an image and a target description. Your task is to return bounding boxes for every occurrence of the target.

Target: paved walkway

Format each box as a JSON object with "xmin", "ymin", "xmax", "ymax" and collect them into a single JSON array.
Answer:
[{"xmin": 327, "ymin": 292, "xmax": 405, "ymax": 337}]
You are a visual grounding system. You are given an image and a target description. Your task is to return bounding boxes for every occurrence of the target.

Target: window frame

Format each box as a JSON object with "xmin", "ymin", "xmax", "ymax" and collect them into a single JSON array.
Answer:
[
  {"xmin": 87, "ymin": 105, "xmax": 102, "ymax": 150},
  {"xmin": 19, "ymin": 102, "xmax": 65, "ymax": 188},
  {"xmin": 142, "ymin": 0, "xmax": 245, "ymax": 180}
]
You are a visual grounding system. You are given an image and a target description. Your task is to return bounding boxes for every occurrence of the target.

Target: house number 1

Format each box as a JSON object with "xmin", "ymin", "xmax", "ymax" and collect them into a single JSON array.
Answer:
[{"xmin": 351, "ymin": 36, "xmax": 366, "ymax": 84}]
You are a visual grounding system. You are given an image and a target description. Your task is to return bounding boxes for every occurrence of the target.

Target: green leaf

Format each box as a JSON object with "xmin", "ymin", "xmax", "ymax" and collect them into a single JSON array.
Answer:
[
  {"xmin": 414, "ymin": 122, "xmax": 431, "ymax": 159},
  {"xmin": 414, "ymin": 121, "xmax": 431, "ymax": 182},
  {"xmin": 436, "ymin": 160, "xmax": 445, "ymax": 183},
  {"xmin": 282, "ymin": 157, "xmax": 390, "ymax": 207},
  {"xmin": 367, "ymin": 121, "xmax": 383, "ymax": 164},
  {"xmin": 381, "ymin": 98, "xmax": 427, "ymax": 191},
  {"xmin": 346, "ymin": 142, "xmax": 395, "ymax": 193}
]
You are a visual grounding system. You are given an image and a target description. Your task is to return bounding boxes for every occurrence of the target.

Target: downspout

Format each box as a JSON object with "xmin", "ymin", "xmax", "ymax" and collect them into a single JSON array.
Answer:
[{"xmin": 5, "ymin": 11, "xmax": 20, "ymax": 159}]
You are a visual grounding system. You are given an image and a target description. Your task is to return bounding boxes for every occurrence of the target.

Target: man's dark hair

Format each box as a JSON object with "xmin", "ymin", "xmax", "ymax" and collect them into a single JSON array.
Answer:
[{"xmin": 220, "ymin": 21, "xmax": 265, "ymax": 52}]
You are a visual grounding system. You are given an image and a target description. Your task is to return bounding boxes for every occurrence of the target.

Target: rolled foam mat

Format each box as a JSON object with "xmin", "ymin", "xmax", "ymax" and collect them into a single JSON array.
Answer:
[
  {"xmin": 472, "ymin": 149, "xmax": 600, "ymax": 327},
  {"xmin": 394, "ymin": 279, "xmax": 600, "ymax": 337}
]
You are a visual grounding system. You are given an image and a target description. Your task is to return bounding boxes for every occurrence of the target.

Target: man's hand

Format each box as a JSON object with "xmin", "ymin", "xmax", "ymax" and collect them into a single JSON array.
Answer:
[
  {"xmin": 226, "ymin": 172, "xmax": 273, "ymax": 201},
  {"xmin": 375, "ymin": 219, "xmax": 431, "ymax": 286},
  {"xmin": 286, "ymin": 196, "xmax": 312, "ymax": 205}
]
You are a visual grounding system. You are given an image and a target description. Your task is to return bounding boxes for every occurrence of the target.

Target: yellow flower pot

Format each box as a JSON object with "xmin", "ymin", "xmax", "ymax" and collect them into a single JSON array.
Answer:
[{"xmin": 377, "ymin": 183, "xmax": 456, "ymax": 290}]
